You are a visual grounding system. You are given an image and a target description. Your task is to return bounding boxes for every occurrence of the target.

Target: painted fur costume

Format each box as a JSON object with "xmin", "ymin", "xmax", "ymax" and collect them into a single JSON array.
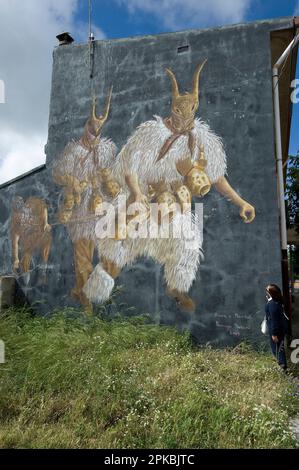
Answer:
[
  {"xmin": 53, "ymin": 137, "xmax": 117, "ymax": 242},
  {"xmin": 83, "ymin": 117, "xmax": 226, "ymax": 306},
  {"xmin": 53, "ymin": 89, "xmax": 118, "ymax": 310},
  {"xmin": 84, "ymin": 61, "xmax": 255, "ymax": 311},
  {"xmin": 111, "ymin": 115, "xmax": 227, "ymax": 190}
]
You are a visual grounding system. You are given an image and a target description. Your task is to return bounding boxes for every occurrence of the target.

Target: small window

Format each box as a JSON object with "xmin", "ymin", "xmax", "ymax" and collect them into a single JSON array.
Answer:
[{"xmin": 177, "ymin": 45, "xmax": 190, "ymax": 54}]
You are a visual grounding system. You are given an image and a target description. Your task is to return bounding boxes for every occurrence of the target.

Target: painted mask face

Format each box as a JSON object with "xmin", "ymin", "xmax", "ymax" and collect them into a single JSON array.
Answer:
[
  {"xmin": 86, "ymin": 120, "xmax": 101, "ymax": 139},
  {"xmin": 176, "ymin": 185, "xmax": 192, "ymax": 204},
  {"xmin": 187, "ymin": 168, "xmax": 211, "ymax": 197},
  {"xmin": 172, "ymin": 95, "xmax": 198, "ymax": 120},
  {"xmin": 166, "ymin": 60, "xmax": 207, "ymax": 131}
]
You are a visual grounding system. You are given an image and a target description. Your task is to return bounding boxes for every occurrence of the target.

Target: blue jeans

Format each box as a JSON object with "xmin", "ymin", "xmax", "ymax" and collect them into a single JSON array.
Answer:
[{"xmin": 269, "ymin": 335, "xmax": 287, "ymax": 370}]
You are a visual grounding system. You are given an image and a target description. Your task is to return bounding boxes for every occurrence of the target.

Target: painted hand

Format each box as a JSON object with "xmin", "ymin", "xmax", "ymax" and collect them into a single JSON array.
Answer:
[
  {"xmin": 134, "ymin": 193, "xmax": 149, "ymax": 209},
  {"xmin": 239, "ymin": 201, "xmax": 255, "ymax": 224},
  {"xmin": 43, "ymin": 223, "xmax": 52, "ymax": 232},
  {"xmin": 13, "ymin": 259, "xmax": 20, "ymax": 271}
]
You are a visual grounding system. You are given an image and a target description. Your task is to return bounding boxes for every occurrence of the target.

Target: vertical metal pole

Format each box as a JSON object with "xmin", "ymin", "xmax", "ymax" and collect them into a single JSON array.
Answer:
[
  {"xmin": 272, "ymin": 66, "xmax": 290, "ymax": 318},
  {"xmin": 89, "ymin": 0, "xmax": 92, "ymax": 41},
  {"xmin": 272, "ymin": 32, "xmax": 299, "ymax": 319},
  {"xmin": 88, "ymin": 0, "xmax": 95, "ymax": 81},
  {"xmin": 272, "ymin": 66, "xmax": 288, "ymax": 251}
]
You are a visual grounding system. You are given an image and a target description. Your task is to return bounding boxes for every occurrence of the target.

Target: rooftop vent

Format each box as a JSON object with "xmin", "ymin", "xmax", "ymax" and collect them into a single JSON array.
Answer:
[
  {"xmin": 177, "ymin": 45, "xmax": 190, "ymax": 54},
  {"xmin": 56, "ymin": 32, "xmax": 74, "ymax": 46}
]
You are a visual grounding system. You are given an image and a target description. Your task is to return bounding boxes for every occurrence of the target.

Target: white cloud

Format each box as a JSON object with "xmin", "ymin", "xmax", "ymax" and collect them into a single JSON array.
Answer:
[
  {"xmin": 0, "ymin": 0, "xmax": 105, "ymax": 185},
  {"xmin": 0, "ymin": 129, "xmax": 47, "ymax": 183},
  {"xmin": 116, "ymin": 0, "xmax": 252, "ymax": 30}
]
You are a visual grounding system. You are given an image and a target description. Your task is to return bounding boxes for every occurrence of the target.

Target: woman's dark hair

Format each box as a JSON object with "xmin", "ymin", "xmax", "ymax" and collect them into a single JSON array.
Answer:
[{"xmin": 266, "ymin": 284, "xmax": 284, "ymax": 304}]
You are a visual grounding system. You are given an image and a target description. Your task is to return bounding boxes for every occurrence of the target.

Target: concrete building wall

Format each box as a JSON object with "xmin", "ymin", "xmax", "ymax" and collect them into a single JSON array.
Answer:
[{"xmin": 0, "ymin": 18, "xmax": 292, "ymax": 346}]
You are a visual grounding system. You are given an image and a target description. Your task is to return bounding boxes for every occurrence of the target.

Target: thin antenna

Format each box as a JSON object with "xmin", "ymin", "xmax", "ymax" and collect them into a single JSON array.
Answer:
[
  {"xmin": 88, "ymin": 0, "xmax": 94, "ymax": 42},
  {"xmin": 88, "ymin": 0, "xmax": 95, "ymax": 81}
]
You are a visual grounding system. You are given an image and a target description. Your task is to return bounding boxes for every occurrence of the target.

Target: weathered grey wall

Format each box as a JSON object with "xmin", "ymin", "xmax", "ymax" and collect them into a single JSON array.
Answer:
[{"xmin": 0, "ymin": 18, "xmax": 292, "ymax": 346}]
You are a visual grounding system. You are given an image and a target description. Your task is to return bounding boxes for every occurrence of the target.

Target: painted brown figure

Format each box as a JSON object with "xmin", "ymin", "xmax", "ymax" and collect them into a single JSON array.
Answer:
[
  {"xmin": 11, "ymin": 197, "xmax": 52, "ymax": 273},
  {"xmin": 53, "ymin": 88, "xmax": 117, "ymax": 312}
]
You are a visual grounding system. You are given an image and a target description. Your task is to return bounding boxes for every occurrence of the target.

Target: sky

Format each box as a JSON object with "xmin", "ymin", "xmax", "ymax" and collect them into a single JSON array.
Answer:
[{"xmin": 0, "ymin": 0, "xmax": 298, "ymax": 184}]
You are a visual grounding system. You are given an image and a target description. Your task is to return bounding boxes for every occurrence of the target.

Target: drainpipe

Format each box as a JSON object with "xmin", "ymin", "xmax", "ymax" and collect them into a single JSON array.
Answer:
[{"xmin": 272, "ymin": 25, "xmax": 299, "ymax": 318}]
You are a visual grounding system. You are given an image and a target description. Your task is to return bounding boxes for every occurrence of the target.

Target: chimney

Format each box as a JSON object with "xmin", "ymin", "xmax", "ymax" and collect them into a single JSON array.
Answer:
[{"xmin": 56, "ymin": 32, "xmax": 74, "ymax": 46}]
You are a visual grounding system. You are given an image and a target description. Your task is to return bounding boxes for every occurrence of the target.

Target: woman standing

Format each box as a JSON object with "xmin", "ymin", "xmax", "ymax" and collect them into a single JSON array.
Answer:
[{"xmin": 265, "ymin": 284, "xmax": 289, "ymax": 371}]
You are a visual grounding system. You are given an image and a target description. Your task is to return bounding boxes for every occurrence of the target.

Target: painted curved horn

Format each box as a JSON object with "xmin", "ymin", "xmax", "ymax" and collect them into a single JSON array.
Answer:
[
  {"xmin": 192, "ymin": 59, "xmax": 208, "ymax": 97},
  {"xmin": 100, "ymin": 86, "xmax": 113, "ymax": 123},
  {"xmin": 166, "ymin": 68, "xmax": 180, "ymax": 98},
  {"xmin": 91, "ymin": 95, "xmax": 97, "ymax": 121}
]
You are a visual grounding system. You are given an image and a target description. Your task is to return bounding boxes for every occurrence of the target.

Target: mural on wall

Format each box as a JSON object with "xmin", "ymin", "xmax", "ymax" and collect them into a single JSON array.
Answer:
[
  {"xmin": 10, "ymin": 59, "xmax": 256, "ymax": 314},
  {"xmin": 11, "ymin": 197, "xmax": 52, "ymax": 274}
]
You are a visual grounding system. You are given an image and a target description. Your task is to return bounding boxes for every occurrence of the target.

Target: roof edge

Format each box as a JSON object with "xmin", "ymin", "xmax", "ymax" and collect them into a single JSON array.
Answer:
[
  {"xmin": 56, "ymin": 16, "xmax": 295, "ymax": 49},
  {"xmin": 0, "ymin": 164, "xmax": 46, "ymax": 190}
]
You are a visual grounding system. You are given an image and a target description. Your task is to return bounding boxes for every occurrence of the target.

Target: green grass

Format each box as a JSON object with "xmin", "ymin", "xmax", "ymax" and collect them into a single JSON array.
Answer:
[{"xmin": 0, "ymin": 308, "xmax": 298, "ymax": 449}]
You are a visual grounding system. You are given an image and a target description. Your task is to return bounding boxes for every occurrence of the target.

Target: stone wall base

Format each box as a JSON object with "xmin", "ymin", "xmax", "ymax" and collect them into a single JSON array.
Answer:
[{"xmin": 0, "ymin": 277, "xmax": 16, "ymax": 310}]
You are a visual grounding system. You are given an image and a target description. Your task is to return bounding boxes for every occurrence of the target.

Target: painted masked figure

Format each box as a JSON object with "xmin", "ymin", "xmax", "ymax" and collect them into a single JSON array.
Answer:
[
  {"xmin": 83, "ymin": 61, "xmax": 255, "ymax": 312},
  {"xmin": 11, "ymin": 197, "xmax": 52, "ymax": 274},
  {"xmin": 53, "ymin": 89, "xmax": 118, "ymax": 311}
]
